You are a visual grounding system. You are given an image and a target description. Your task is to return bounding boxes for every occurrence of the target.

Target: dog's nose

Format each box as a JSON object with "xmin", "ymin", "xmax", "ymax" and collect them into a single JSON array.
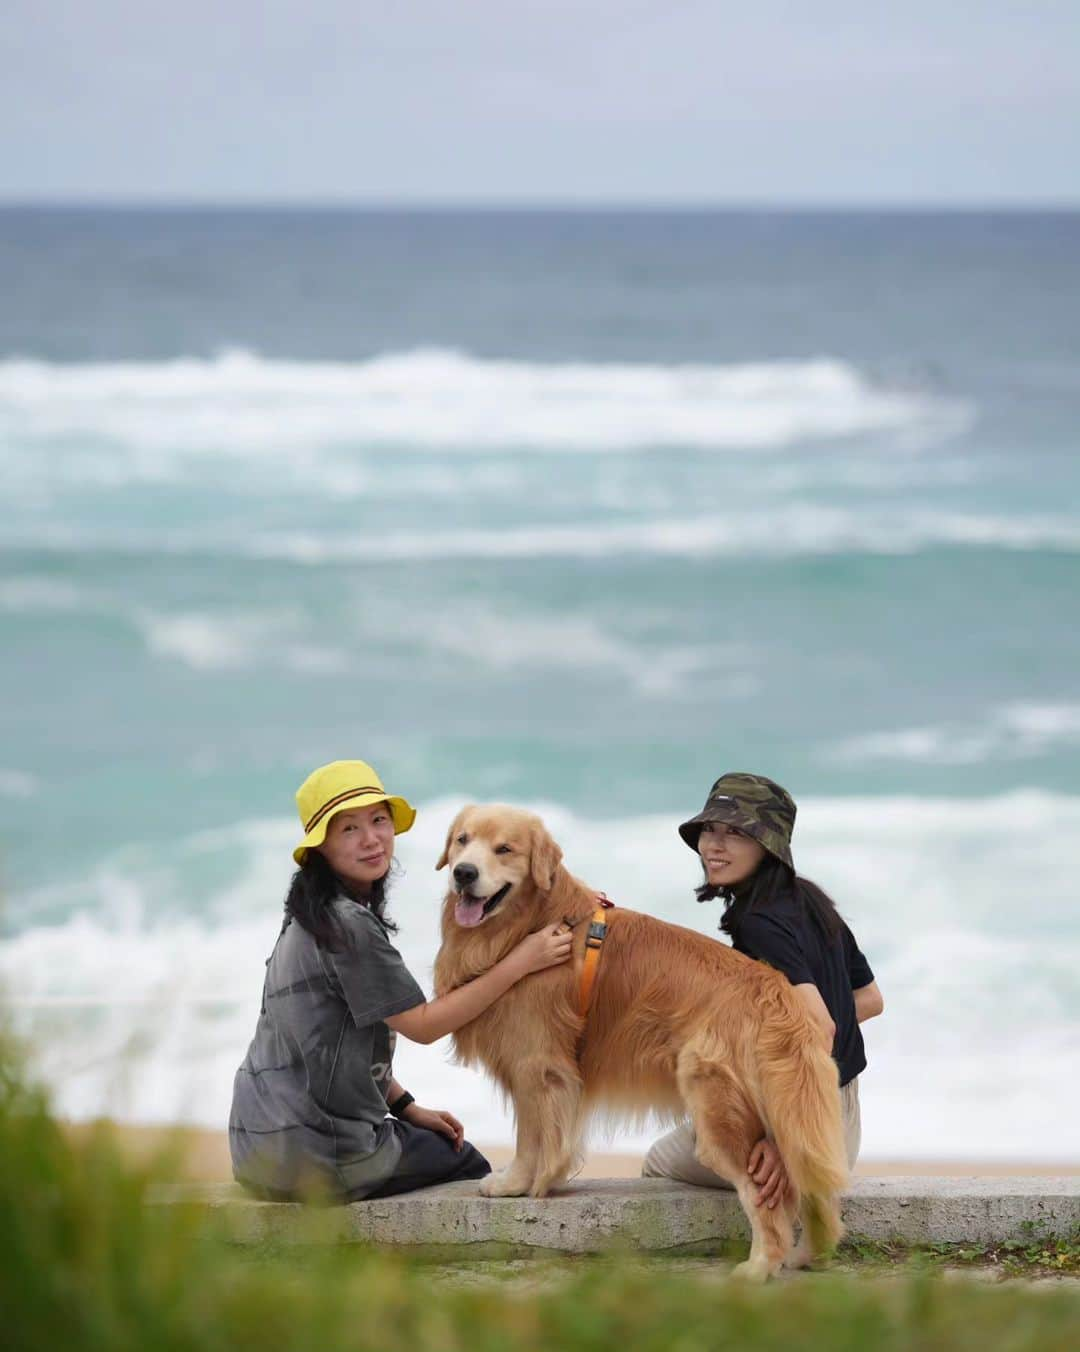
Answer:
[{"xmin": 453, "ymin": 862, "xmax": 479, "ymax": 889}]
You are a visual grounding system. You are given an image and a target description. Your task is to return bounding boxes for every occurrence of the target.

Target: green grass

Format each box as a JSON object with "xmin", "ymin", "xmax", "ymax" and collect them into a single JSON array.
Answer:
[
  {"xmin": 2, "ymin": 1038, "xmax": 1078, "ymax": 1352},
  {"xmin": 839, "ymin": 1229, "xmax": 1080, "ymax": 1278}
]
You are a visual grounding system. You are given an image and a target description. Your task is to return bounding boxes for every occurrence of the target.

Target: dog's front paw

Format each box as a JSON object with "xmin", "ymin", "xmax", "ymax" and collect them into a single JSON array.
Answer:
[
  {"xmin": 479, "ymin": 1168, "xmax": 530, "ymax": 1197},
  {"xmin": 731, "ymin": 1258, "xmax": 772, "ymax": 1284}
]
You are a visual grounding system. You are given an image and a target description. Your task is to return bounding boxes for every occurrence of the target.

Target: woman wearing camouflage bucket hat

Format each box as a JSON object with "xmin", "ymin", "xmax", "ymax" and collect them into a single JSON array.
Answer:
[
  {"xmin": 230, "ymin": 759, "xmax": 572, "ymax": 1203},
  {"xmin": 643, "ymin": 772, "xmax": 883, "ymax": 1210}
]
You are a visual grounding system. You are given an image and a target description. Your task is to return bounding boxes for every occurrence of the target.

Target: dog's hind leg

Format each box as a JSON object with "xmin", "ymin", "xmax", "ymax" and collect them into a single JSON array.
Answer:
[{"xmin": 680, "ymin": 1057, "xmax": 793, "ymax": 1283}]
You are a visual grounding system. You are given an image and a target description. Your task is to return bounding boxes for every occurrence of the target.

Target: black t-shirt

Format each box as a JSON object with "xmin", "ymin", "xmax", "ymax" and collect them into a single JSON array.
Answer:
[{"xmin": 731, "ymin": 891, "xmax": 874, "ymax": 1087}]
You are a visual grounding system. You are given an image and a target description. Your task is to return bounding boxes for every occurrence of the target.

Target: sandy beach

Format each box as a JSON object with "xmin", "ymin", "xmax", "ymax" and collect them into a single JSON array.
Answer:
[{"xmin": 65, "ymin": 1122, "xmax": 1079, "ymax": 1183}]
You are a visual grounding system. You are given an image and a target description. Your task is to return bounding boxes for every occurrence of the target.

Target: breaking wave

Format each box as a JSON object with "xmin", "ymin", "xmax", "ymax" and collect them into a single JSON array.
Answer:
[{"xmin": 0, "ymin": 347, "xmax": 966, "ymax": 454}]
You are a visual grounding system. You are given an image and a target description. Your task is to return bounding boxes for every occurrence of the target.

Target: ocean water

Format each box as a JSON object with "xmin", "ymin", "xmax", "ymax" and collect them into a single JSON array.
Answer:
[{"xmin": 1, "ymin": 208, "xmax": 1077, "ymax": 1160}]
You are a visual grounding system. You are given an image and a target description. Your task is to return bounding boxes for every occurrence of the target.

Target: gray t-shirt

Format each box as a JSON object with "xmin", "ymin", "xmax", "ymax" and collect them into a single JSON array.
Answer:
[{"xmin": 229, "ymin": 898, "xmax": 425, "ymax": 1199}]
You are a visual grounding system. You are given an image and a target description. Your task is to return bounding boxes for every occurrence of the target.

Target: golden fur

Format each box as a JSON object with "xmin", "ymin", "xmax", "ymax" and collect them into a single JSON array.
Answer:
[{"xmin": 433, "ymin": 804, "xmax": 848, "ymax": 1280}]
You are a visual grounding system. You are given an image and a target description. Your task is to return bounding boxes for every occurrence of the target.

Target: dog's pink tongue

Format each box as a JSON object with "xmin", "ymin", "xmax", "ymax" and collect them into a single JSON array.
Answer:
[{"xmin": 454, "ymin": 897, "xmax": 486, "ymax": 928}]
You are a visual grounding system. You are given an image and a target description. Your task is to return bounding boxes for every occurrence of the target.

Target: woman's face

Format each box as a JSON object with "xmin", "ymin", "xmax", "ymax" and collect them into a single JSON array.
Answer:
[
  {"xmin": 318, "ymin": 802, "xmax": 396, "ymax": 890},
  {"xmin": 698, "ymin": 821, "xmax": 766, "ymax": 888}
]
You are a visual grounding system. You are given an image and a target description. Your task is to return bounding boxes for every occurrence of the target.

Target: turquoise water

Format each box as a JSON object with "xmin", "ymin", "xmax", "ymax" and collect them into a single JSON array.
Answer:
[{"xmin": 0, "ymin": 209, "xmax": 1077, "ymax": 1157}]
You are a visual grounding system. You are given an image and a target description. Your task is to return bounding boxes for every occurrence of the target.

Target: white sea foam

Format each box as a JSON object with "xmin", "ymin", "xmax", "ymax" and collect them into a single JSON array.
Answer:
[
  {"xmin": 136, "ymin": 609, "xmax": 349, "ymax": 676},
  {"xmin": 0, "ymin": 768, "xmax": 38, "ymax": 797},
  {"xmin": 8, "ymin": 503, "xmax": 1078, "ymax": 564},
  {"xmin": 368, "ymin": 602, "xmax": 756, "ymax": 698},
  {"xmin": 1, "ymin": 792, "xmax": 1078, "ymax": 1159},
  {"xmin": 138, "ymin": 611, "xmax": 264, "ymax": 672},
  {"xmin": 240, "ymin": 508, "xmax": 1080, "ymax": 561},
  {"xmin": 0, "ymin": 347, "xmax": 965, "ymax": 455},
  {"xmin": 829, "ymin": 702, "xmax": 1080, "ymax": 766},
  {"xmin": 0, "ymin": 585, "xmax": 354, "ymax": 678},
  {"xmin": 126, "ymin": 601, "xmax": 742, "ymax": 695},
  {"xmin": 0, "ymin": 583, "xmax": 745, "ymax": 694}
]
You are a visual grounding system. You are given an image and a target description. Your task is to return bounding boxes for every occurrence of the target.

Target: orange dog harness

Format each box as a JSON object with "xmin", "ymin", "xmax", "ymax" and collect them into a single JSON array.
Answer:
[{"xmin": 576, "ymin": 897, "xmax": 614, "ymax": 1019}]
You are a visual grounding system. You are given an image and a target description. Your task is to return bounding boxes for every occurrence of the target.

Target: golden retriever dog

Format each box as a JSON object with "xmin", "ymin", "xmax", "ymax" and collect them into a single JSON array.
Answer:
[{"xmin": 433, "ymin": 804, "xmax": 849, "ymax": 1281}]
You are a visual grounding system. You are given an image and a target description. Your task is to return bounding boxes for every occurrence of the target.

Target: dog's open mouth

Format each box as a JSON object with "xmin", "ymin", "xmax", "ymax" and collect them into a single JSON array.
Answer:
[{"xmin": 454, "ymin": 882, "xmax": 511, "ymax": 928}]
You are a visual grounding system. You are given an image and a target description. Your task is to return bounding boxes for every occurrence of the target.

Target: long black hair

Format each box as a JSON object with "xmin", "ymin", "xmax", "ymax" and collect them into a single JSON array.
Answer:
[
  {"xmin": 284, "ymin": 850, "xmax": 398, "ymax": 952},
  {"xmin": 696, "ymin": 852, "xmax": 844, "ymax": 945}
]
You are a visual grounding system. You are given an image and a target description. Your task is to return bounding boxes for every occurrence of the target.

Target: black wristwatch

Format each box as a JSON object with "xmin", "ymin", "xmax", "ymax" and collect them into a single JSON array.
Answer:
[{"xmin": 388, "ymin": 1090, "xmax": 415, "ymax": 1118}]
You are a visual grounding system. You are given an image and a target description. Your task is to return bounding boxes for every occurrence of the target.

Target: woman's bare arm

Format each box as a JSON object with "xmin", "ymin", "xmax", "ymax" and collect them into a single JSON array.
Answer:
[
  {"xmin": 387, "ymin": 924, "xmax": 571, "ymax": 1045},
  {"xmin": 853, "ymin": 979, "xmax": 884, "ymax": 1023}
]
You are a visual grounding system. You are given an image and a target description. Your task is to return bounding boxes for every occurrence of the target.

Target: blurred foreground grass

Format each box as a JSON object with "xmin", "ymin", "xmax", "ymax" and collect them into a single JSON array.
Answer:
[{"xmin": 2, "ymin": 1040, "xmax": 1078, "ymax": 1352}]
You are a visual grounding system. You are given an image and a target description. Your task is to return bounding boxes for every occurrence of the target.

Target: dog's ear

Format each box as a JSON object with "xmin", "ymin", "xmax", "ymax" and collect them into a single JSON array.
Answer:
[
  {"xmin": 436, "ymin": 808, "xmax": 470, "ymax": 870},
  {"xmin": 529, "ymin": 816, "xmax": 563, "ymax": 892}
]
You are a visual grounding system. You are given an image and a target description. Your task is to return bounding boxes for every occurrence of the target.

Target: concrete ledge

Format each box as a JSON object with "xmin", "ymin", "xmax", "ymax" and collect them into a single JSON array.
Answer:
[{"xmin": 149, "ymin": 1177, "xmax": 1080, "ymax": 1254}]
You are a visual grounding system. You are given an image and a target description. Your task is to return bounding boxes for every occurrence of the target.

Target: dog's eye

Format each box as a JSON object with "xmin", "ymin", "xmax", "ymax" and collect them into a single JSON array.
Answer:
[
  {"xmin": 494, "ymin": 844, "xmax": 512, "ymax": 855},
  {"xmin": 456, "ymin": 833, "xmax": 468, "ymax": 846}
]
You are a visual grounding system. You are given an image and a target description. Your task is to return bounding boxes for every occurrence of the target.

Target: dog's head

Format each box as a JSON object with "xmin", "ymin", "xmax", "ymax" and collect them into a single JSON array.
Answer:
[{"xmin": 436, "ymin": 804, "xmax": 563, "ymax": 928}]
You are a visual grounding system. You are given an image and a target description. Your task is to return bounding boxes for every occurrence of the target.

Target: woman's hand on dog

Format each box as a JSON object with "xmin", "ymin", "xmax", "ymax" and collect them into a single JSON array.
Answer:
[
  {"xmin": 748, "ymin": 1137, "xmax": 789, "ymax": 1209},
  {"xmin": 512, "ymin": 923, "xmax": 575, "ymax": 976},
  {"xmin": 401, "ymin": 1103, "xmax": 466, "ymax": 1151}
]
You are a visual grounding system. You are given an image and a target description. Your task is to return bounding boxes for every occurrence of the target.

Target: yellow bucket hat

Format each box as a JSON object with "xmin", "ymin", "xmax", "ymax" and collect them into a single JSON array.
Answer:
[{"xmin": 292, "ymin": 760, "xmax": 416, "ymax": 865}]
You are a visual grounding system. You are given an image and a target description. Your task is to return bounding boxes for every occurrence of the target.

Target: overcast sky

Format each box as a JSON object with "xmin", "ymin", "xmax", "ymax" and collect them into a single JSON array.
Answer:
[{"xmin": 2, "ymin": 1, "xmax": 1078, "ymax": 205}]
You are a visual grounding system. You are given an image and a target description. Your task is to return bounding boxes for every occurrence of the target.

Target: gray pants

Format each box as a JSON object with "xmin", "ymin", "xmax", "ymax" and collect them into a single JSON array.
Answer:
[{"xmin": 642, "ymin": 1076, "xmax": 861, "ymax": 1186}]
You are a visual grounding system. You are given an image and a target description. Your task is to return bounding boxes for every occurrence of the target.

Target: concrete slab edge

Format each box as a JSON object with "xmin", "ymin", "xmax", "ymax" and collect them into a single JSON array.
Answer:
[{"xmin": 149, "ymin": 1177, "xmax": 1080, "ymax": 1252}]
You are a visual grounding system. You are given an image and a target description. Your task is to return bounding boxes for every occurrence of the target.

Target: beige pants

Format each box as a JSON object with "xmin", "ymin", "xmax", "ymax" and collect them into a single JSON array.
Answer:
[{"xmin": 641, "ymin": 1076, "xmax": 861, "ymax": 1186}]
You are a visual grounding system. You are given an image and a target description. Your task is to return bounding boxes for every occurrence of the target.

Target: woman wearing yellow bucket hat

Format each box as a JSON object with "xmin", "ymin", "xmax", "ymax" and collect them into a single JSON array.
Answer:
[{"xmin": 229, "ymin": 759, "xmax": 572, "ymax": 1203}]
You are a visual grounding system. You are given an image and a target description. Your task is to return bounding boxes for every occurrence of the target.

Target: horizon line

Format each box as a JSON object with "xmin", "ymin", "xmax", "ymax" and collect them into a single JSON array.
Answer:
[{"xmin": 2, "ymin": 195, "xmax": 1079, "ymax": 215}]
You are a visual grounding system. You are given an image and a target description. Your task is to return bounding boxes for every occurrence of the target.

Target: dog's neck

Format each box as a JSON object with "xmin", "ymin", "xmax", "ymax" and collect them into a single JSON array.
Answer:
[{"xmin": 547, "ymin": 865, "xmax": 601, "ymax": 929}]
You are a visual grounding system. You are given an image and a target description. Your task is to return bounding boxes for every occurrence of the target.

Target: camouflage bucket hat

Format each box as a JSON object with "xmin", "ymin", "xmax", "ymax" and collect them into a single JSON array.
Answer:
[{"xmin": 678, "ymin": 772, "xmax": 796, "ymax": 870}]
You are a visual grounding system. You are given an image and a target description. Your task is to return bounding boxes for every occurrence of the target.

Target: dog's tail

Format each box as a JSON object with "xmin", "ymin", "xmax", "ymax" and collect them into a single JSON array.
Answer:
[{"xmin": 755, "ymin": 987, "xmax": 848, "ymax": 1257}]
